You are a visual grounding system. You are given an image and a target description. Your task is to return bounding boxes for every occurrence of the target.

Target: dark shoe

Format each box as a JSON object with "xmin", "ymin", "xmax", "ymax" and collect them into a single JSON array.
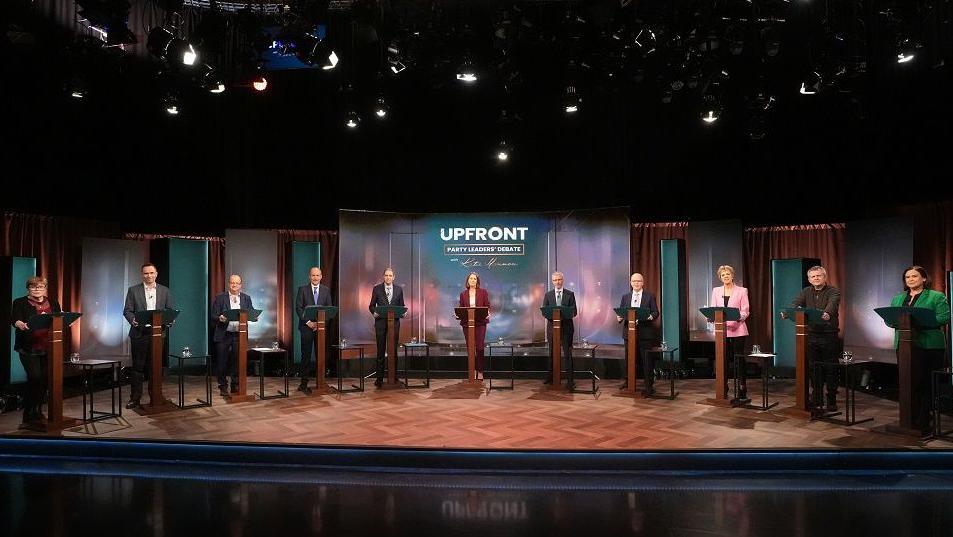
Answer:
[
  {"xmin": 374, "ymin": 378, "xmax": 383, "ymax": 387},
  {"xmin": 738, "ymin": 388, "xmax": 748, "ymax": 400},
  {"xmin": 219, "ymin": 386, "xmax": 229, "ymax": 397},
  {"xmin": 297, "ymin": 384, "xmax": 313, "ymax": 395},
  {"xmin": 643, "ymin": 386, "xmax": 656, "ymax": 397},
  {"xmin": 567, "ymin": 382, "xmax": 576, "ymax": 391},
  {"xmin": 230, "ymin": 385, "xmax": 239, "ymax": 394},
  {"xmin": 826, "ymin": 401, "xmax": 838, "ymax": 412},
  {"xmin": 125, "ymin": 400, "xmax": 141, "ymax": 409},
  {"xmin": 619, "ymin": 382, "xmax": 628, "ymax": 390},
  {"xmin": 543, "ymin": 376, "xmax": 553, "ymax": 385}
]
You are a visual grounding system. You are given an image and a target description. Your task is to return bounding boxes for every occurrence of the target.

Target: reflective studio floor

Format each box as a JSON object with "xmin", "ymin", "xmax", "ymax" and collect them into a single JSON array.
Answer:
[{"xmin": 3, "ymin": 440, "xmax": 953, "ymax": 536}]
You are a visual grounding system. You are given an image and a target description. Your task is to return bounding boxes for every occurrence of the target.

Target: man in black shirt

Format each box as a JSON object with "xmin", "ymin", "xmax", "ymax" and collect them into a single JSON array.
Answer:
[{"xmin": 780, "ymin": 265, "xmax": 841, "ymax": 412}]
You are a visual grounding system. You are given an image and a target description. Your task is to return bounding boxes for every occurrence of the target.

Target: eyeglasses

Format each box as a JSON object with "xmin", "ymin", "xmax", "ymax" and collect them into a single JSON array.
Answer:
[{"xmin": 28, "ymin": 285, "xmax": 47, "ymax": 289}]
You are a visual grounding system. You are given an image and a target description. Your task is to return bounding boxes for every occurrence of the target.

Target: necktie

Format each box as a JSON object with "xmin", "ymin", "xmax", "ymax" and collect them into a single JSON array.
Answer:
[
  {"xmin": 556, "ymin": 291, "xmax": 562, "ymax": 305},
  {"xmin": 386, "ymin": 287, "xmax": 392, "ymax": 303},
  {"xmin": 632, "ymin": 293, "xmax": 637, "ymax": 307},
  {"xmin": 313, "ymin": 287, "xmax": 319, "ymax": 305}
]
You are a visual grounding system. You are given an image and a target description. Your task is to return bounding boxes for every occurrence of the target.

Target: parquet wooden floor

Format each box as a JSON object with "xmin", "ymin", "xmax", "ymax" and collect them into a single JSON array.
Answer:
[{"xmin": 3, "ymin": 376, "xmax": 951, "ymax": 449}]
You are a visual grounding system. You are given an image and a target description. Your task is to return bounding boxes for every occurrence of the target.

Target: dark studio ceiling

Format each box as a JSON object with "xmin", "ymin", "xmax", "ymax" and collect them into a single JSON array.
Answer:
[{"xmin": 2, "ymin": 0, "xmax": 952, "ymax": 233}]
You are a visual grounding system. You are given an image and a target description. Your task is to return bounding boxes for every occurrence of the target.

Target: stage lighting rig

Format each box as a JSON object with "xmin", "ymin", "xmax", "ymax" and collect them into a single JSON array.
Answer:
[{"xmin": 75, "ymin": 0, "xmax": 137, "ymax": 46}]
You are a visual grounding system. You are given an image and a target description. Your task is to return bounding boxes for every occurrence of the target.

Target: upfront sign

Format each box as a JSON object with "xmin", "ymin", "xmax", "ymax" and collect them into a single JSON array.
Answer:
[{"xmin": 439, "ymin": 227, "xmax": 529, "ymax": 242}]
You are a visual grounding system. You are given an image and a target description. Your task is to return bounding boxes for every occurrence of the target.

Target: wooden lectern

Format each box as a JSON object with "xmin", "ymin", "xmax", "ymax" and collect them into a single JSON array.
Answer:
[
  {"xmin": 778, "ymin": 308, "xmax": 824, "ymax": 418},
  {"xmin": 875, "ymin": 306, "xmax": 940, "ymax": 436},
  {"xmin": 302, "ymin": 305, "xmax": 339, "ymax": 395},
  {"xmin": 613, "ymin": 306, "xmax": 652, "ymax": 398},
  {"xmin": 223, "ymin": 308, "xmax": 261, "ymax": 403},
  {"xmin": 23, "ymin": 312, "xmax": 81, "ymax": 432},
  {"xmin": 540, "ymin": 305, "xmax": 574, "ymax": 391},
  {"xmin": 698, "ymin": 307, "xmax": 742, "ymax": 407},
  {"xmin": 131, "ymin": 308, "xmax": 180, "ymax": 415},
  {"xmin": 454, "ymin": 306, "xmax": 489, "ymax": 383},
  {"xmin": 374, "ymin": 305, "xmax": 407, "ymax": 389}
]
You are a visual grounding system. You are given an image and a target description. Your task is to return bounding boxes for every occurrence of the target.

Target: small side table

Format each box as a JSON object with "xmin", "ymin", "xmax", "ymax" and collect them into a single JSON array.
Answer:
[
  {"xmin": 744, "ymin": 353, "xmax": 778, "ymax": 411},
  {"xmin": 814, "ymin": 360, "xmax": 873, "ymax": 425},
  {"xmin": 400, "ymin": 342, "xmax": 431, "ymax": 388},
  {"xmin": 486, "ymin": 342, "xmax": 515, "ymax": 390},
  {"xmin": 169, "ymin": 353, "xmax": 212, "ymax": 409},
  {"xmin": 570, "ymin": 344, "xmax": 599, "ymax": 394},
  {"xmin": 643, "ymin": 347, "xmax": 679, "ymax": 400},
  {"xmin": 333, "ymin": 344, "xmax": 366, "ymax": 393},
  {"xmin": 931, "ymin": 369, "xmax": 953, "ymax": 439},
  {"xmin": 248, "ymin": 348, "xmax": 290, "ymax": 400},
  {"xmin": 69, "ymin": 358, "xmax": 122, "ymax": 423}
]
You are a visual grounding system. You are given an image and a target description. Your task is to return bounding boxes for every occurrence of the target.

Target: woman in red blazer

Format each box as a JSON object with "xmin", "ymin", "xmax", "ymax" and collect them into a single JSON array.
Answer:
[{"xmin": 458, "ymin": 272, "xmax": 491, "ymax": 378}]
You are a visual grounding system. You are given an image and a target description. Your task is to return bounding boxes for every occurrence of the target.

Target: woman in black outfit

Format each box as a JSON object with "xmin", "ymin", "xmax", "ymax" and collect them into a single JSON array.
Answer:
[{"xmin": 10, "ymin": 276, "xmax": 61, "ymax": 424}]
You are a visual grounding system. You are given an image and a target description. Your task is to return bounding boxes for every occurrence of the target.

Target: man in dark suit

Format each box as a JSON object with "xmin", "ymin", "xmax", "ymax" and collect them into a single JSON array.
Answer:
[
  {"xmin": 294, "ymin": 266, "xmax": 333, "ymax": 394},
  {"xmin": 122, "ymin": 263, "xmax": 175, "ymax": 409},
  {"xmin": 367, "ymin": 267, "xmax": 405, "ymax": 387},
  {"xmin": 210, "ymin": 274, "xmax": 254, "ymax": 397},
  {"xmin": 616, "ymin": 272, "xmax": 661, "ymax": 395},
  {"xmin": 542, "ymin": 271, "xmax": 577, "ymax": 390}
]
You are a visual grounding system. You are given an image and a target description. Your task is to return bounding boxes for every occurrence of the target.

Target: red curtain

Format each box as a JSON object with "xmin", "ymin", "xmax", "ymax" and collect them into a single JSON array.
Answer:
[
  {"xmin": 910, "ymin": 200, "xmax": 953, "ymax": 297},
  {"xmin": 3, "ymin": 212, "xmax": 120, "ymax": 347},
  {"xmin": 630, "ymin": 222, "xmax": 688, "ymax": 303},
  {"xmin": 742, "ymin": 224, "xmax": 846, "ymax": 349},
  {"xmin": 275, "ymin": 230, "xmax": 339, "ymax": 350}
]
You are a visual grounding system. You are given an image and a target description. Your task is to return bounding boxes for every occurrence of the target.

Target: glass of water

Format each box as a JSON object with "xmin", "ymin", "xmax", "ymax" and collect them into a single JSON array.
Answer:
[{"xmin": 341, "ymin": 338, "xmax": 347, "ymax": 348}]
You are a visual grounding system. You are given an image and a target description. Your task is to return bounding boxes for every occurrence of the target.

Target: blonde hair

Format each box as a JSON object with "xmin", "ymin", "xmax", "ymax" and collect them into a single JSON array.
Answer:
[
  {"xmin": 26, "ymin": 276, "xmax": 48, "ymax": 289},
  {"xmin": 716, "ymin": 265, "xmax": 735, "ymax": 278}
]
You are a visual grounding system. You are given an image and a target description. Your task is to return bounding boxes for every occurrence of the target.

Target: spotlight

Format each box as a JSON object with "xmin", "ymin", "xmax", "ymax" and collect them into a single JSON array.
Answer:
[
  {"xmin": 562, "ymin": 86, "xmax": 581, "ymax": 113},
  {"xmin": 700, "ymin": 95, "xmax": 721, "ymax": 124},
  {"xmin": 374, "ymin": 97, "xmax": 388, "ymax": 119},
  {"xmin": 456, "ymin": 60, "xmax": 478, "ymax": 83},
  {"xmin": 345, "ymin": 111, "xmax": 361, "ymax": 129},
  {"xmin": 896, "ymin": 39, "xmax": 918, "ymax": 64},
  {"xmin": 147, "ymin": 27, "xmax": 199, "ymax": 67},
  {"xmin": 701, "ymin": 109, "xmax": 719, "ymax": 123},
  {"xmin": 799, "ymin": 71, "xmax": 822, "ymax": 94},
  {"xmin": 252, "ymin": 77, "xmax": 268, "ymax": 92},
  {"xmin": 75, "ymin": 0, "xmax": 137, "ymax": 46},
  {"xmin": 495, "ymin": 141, "xmax": 511, "ymax": 162},
  {"xmin": 162, "ymin": 94, "xmax": 179, "ymax": 115}
]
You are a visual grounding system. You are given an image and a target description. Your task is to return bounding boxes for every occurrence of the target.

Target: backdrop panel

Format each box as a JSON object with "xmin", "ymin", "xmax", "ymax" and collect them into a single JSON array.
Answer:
[
  {"xmin": 225, "ymin": 229, "xmax": 279, "ymax": 347},
  {"xmin": 80, "ymin": 238, "xmax": 149, "ymax": 358}
]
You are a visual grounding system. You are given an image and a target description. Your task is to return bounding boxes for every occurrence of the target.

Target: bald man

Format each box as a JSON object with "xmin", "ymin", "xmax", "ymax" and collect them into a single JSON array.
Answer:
[{"xmin": 616, "ymin": 273, "xmax": 660, "ymax": 395}]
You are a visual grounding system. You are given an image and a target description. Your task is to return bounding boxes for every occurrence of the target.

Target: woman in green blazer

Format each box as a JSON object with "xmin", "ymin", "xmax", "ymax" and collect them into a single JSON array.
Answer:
[{"xmin": 890, "ymin": 265, "xmax": 951, "ymax": 432}]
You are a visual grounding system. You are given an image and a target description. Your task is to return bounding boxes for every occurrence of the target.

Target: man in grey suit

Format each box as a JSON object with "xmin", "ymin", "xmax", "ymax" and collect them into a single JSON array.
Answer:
[
  {"xmin": 123, "ymin": 262, "xmax": 175, "ymax": 409},
  {"xmin": 542, "ymin": 271, "xmax": 577, "ymax": 390}
]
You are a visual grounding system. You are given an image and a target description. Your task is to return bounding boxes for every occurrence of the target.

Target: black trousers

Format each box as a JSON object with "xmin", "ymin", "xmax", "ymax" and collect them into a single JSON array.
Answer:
[
  {"xmin": 546, "ymin": 326, "xmax": 574, "ymax": 381},
  {"xmin": 808, "ymin": 332, "xmax": 839, "ymax": 406},
  {"xmin": 374, "ymin": 320, "xmax": 400, "ymax": 379},
  {"xmin": 624, "ymin": 337, "xmax": 657, "ymax": 387},
  {"xmin": 215, "ymin": 332, "xmax": 240, "ymax": 389},
  {"xmin": 129, "ymin": 334, "xmax": 153, "ymax": 402},
  {"xmin": 726, "ymin": 335, "xmax": 747, "ymax": 392},
  {"xmin": 17, "ymin": 350, "xmax": 47, "ymax": 417},
  {"xmin": 299, "ymin": 326, "xmax": 315, "ymax": 382}
]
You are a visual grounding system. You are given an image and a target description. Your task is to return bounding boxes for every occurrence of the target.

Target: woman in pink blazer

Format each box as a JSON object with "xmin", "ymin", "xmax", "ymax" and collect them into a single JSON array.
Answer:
[
  {"xmin": 458, "ymin": 272, "xmax": 491, "ymax": 378},
  {"xmin": 710, "ymin": 264, "xmax": 750, "ymax": 400}
]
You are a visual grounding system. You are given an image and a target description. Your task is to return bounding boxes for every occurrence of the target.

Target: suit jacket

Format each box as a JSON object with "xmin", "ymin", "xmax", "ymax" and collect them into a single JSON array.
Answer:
[
  {"xmin": 210, "ymin": 292, "xmax": 254, "ymax": 342},
  {"xmin": 709, "ymin": 285, "xmax": 750, "ymax": 337},
  {"xmin": 542, "ymin": 288, "xmax": 577, "ymax": 334},
  {"xmin": 890, "ymin": 289, "xmax": 951, "ymax": 349},
  {"xmin": 458, "ymin": 288, "xmax": 491, "ymax": 326},
  {"xmin": 368, "ymin": 283, "xmax": 405, "ymax": 323},
  {"xmin": 123, "ymin": 283, "xmax": 175, "ymax": 338},
  {"xmin": 618, "ymin": 291, "xmax": 660, "ymax": 341},
  {"xmin": 11, "ymin": 296, "xmax": 62, "ymax": 352},
  {"xmin": 295, "ymin": 284, "xmax": 333, "ymax": 329}
]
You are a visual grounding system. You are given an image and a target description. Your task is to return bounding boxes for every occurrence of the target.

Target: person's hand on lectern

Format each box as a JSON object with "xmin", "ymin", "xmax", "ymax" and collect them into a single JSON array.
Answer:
[
  {"xmin": 779, "ymin": 311, "xmax": 788, "ymax": 320},
  {"xmin": 647, "ymin": 314, "xmax": 654, "ymax": 321},
  {"xmin": 218, "ymin": 314, "xmax": 227, "ymax": 322},
  {"xmin": 14, "ymin": 320, "xmax": 28, "ymax": 330},
  {"xmin": 821, "ymin": 312, "xmax": 830, "ymax": 321},
  {"xmin": 373, "ymin": 312, "xmax": 379, "ymax": 318},
  {"xmin": 616, "ymin": 315, "xmax": 623, "ymax": 323},
  {"xmin": 306, "ymin": 320, "xmax": 317, "ymax": 330}
]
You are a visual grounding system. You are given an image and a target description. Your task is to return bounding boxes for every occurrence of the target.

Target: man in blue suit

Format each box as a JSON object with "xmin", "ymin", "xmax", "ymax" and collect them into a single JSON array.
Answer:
[
  {"xmin": 294, "ymin": 267, "xmax": 333, "ymax": 394},
  {"xmin": 210, "ymin": 274, "xmax": 254, "ymax": 397}
]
